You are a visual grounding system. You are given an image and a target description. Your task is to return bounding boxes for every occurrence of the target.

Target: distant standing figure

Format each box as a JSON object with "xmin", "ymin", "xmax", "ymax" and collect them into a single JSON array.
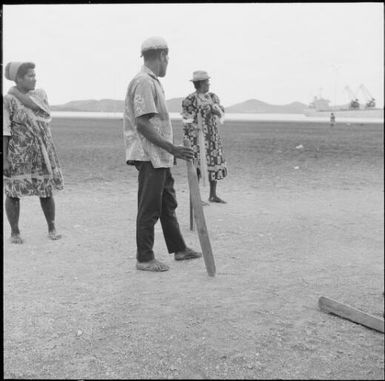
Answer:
[
  {"xmin": 3, "ymin": 62, "xmax": 64, "ymax": 243},
  {"xmin": 330, "ymin": 112, "xmax": 336, "ymax": 127},
  {"xmin": 123, "ymin": 36, "xmax": 202, "ymax": 272},
  {"xmin": 181, "ymin": 70, "xmax": 227, "ymax": 203}
]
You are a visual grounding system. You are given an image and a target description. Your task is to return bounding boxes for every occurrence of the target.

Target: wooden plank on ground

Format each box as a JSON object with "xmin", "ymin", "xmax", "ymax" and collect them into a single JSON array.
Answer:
[
  {"xmin": 319, "ymin": 296, "xmax": 384, "ymax": 333},
  {"xmin": 184, "ymin": 139, "xmax": 216, "ymax": 276}
]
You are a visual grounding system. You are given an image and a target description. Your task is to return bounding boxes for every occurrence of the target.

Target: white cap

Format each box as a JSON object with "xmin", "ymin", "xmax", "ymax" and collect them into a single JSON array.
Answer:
[{"xmin": 140, "ymin": 36, "xmax": 168, "ymax": 56}]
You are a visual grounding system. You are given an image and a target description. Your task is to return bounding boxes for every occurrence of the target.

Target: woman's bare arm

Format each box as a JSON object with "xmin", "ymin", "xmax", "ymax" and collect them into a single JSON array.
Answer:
[{"xmin": 8, "ymin": 87, "xmax": 42, "ymax": 111}]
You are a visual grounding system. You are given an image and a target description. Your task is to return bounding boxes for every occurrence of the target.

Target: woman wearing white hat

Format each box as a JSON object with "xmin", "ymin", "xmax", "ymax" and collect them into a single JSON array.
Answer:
[
  {"xmin": 3, "ymin": 62, "xmax": 64, "ymax": 243},
  {"xmin": 181, "ymin": 71, "xmax": 227, "ymax": 203}
]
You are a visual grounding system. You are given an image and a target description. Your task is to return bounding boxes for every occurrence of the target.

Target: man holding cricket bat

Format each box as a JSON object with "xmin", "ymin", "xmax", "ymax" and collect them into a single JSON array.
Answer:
[{"xmin": 123, "ymin": 37, "xmax": 202, "ymax": 272}]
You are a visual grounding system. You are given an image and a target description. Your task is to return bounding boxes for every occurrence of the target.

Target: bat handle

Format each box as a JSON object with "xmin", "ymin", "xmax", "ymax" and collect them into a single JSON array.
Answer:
[{"xmin": 183, "ymin": 138, "xmax": 195, "ymax": 165}]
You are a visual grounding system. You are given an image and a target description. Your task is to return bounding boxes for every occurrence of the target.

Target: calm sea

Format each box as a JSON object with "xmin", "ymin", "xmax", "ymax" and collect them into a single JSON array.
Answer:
[{"xmin": 51, "ymin": 111, "xmax": 383, "ymax": 124}]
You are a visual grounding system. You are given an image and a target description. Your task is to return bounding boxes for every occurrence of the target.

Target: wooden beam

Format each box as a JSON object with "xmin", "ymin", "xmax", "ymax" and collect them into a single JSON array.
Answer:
[
  {"xmin": 319, "ymin": 296, "xmax": 384, "ymax": 333},
  {"xmin": 189, "ymin": 193, "xmax": 194, "ymax": 231},
  {"xmin": 184, "ymin": 139, "xmax": 216, "ymax": 276}
]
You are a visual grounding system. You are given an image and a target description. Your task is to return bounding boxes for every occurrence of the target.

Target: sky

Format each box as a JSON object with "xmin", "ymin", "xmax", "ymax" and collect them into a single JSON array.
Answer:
[{"xmin": 2, "ymin": 3, "xmax": 384, "ymax": 107}]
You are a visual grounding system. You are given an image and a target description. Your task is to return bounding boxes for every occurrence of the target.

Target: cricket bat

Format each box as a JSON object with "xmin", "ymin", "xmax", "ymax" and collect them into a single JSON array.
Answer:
[{"xmin": 184, "ymin": 139, "xmax": 216, "ymax": 276}]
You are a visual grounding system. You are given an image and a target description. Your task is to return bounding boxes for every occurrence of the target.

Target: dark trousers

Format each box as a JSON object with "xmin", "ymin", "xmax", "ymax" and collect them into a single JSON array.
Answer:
[{"xmin": 134, "ymin": 161, "xmax": 186, "ymax": 262}]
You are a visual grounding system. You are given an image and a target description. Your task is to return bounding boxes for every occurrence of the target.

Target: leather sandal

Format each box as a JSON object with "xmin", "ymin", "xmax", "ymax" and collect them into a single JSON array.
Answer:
[{"xmin": 209, "ymin": 196, "xmax": 227, "ymax": 204}]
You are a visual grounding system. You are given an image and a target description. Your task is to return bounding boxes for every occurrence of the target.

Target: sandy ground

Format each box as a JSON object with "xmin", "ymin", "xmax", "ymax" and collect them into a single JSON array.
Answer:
[{"xmin": 3, "ymin": 120, "xmax": 384, "ymax": 379}]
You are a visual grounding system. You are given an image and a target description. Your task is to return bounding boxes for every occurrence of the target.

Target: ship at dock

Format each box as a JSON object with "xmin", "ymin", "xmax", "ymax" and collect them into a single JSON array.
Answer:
[{"xmin": 304, "ymin": 84, "xmax": 384, "ymax": 119}]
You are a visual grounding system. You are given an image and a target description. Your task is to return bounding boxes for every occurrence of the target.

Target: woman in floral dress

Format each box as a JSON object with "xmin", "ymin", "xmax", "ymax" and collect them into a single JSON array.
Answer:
[
  {"xmin": 3, "ymin": 62, "xmax": 64, "ymax": 243},
  {"xmin": 181, "ymin": 70, "xmax": 227, "ymax": 203}
]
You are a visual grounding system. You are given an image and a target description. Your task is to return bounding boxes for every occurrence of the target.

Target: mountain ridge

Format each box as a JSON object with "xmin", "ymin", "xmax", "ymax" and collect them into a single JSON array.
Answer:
[{"xmin": 51, "ymin": 98, "xmax": 308, "ymax": 114}]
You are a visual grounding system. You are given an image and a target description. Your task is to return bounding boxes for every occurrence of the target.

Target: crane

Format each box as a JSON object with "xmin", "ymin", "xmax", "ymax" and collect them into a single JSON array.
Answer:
[
  {"xmin": 344, "ymin": 86, "xmax": 360, "ymax": 109},
  {"xmin": 359, "ymin": 84, "xmax": 376, "ymax": 108}
]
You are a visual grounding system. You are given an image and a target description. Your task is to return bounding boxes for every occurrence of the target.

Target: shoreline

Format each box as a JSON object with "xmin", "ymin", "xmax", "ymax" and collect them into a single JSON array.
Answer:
[{"xmin": 51, "ymin": 111, "xmax": 384, "ymax": 125}]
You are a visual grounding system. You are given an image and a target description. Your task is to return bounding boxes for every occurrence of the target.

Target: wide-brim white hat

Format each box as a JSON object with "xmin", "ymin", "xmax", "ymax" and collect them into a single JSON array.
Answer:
[{"xmin": 190, "ymin": 70, "xmax": 210, "ymax": 82}]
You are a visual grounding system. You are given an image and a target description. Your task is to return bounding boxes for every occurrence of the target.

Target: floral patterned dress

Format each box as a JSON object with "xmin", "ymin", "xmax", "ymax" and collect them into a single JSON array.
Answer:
[
  {"xmin": 181, "ymin": 92, "xmax": 227, "ymax": 181},
  {"xmin": 3, "ymin": 89, "xmax": 64, "ymax": 198}
]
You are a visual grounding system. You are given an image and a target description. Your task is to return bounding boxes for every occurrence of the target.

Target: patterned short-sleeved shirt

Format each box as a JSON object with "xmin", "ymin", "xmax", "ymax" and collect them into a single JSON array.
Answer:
[{"xmin": 123, "ymin": 65, "xmax": 173, "ymax": 168}]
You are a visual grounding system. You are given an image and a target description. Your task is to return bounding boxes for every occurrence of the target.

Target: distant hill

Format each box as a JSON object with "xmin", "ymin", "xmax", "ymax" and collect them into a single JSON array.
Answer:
[
  {"xmin": 51, "ymin": 99, "xmax": 125, "ymax": 112},
  {"xmin": 51, "ymin": 98, "xmax": 308, "ymax": 114},
  {"xmin": 225, "ymin": 99, "xmax": 307, "ymax": 114},
  {"xmin": 51, "ymin": 98, "xmax": 184, "ymax": 113},
  {"xmin": 166, "ymin": 97, "xmax": 184, "ymax": 113}
]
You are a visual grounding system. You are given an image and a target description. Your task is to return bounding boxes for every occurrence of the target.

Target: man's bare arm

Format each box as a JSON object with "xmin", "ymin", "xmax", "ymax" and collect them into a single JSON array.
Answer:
[{"xmin": 136, "ymin": 114, "xmax": 194, "ymax": 161}]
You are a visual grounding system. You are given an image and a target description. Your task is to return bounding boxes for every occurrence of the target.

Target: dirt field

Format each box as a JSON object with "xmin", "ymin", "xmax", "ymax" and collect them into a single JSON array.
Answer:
[{"xmin": 3, "ymin": 117, "xmax": 384, "ymax": 379}]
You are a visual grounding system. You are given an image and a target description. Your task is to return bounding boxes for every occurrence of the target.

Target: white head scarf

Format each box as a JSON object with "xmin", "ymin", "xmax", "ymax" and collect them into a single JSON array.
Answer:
[{"xmin": 4, "ymin": 62, "xmax": 25, "ymax": 81}]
